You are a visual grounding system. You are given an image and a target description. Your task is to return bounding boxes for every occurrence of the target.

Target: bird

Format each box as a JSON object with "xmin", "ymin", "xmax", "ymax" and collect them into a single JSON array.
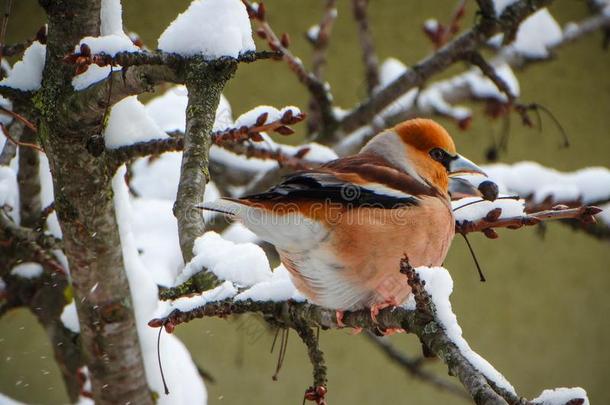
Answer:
[{"xmin": 201, "ymin": 118, "xmax": 485, "ymax": 326}]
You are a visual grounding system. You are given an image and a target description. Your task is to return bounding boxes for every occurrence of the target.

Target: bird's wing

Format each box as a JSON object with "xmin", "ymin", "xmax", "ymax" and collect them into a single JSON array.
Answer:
[{"xmin": 242, "ymin": 153, "xmax": 439, "ymax": 208}]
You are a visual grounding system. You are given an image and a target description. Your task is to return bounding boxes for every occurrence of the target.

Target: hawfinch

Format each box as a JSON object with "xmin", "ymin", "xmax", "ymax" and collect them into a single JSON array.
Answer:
[{"xmin": 202, "ymin": 118, "xmax": 485, "ymax": 315}]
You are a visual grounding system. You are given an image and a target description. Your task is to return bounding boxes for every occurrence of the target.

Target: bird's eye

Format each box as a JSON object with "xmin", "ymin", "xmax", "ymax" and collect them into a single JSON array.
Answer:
[{"xmin": 429, "ymin": 148, "xmax": 445, "ymax": 162}]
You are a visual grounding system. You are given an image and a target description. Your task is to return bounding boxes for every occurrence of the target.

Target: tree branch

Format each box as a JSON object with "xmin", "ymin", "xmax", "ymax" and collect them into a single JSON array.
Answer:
[
  {"xmin": 174, "ymin": 59, "xmax": 236, "ymax": 263},
  {"xmin": 306, "ymin": 0, "xmax": 337, "ymax": 136},
  {"xmin": 105, "ymin": 114, "xmax": 311, "ymax": 173},
  {"xmin": 352, "ymin": 0, "xmax": 380, "ymax": 95},
  {"xmin": 365, "ymin": 332, "xmax": 470, "ymax": 400},
  {"xmin": 455, "ymin": 205, "xmax": 601, "ymax": 236},
  {"xmin": 332, "ymin": 0, "xmax": 553, "ymax": 141}
]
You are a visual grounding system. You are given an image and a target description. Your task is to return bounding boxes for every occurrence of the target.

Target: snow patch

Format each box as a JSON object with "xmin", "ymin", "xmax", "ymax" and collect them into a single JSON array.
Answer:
[
  {"xmin": 145, "ymin": 85, "xmax": 233, "ymax": 133},
  {"xmin": 60, "ymin": 301, "xmax": 80, "ymax": 334},
  {"xmin": 166, "ymin": 280, "xmax": 238, "ymax": 313},
  {"xmin": 158, "ymin": 0, "xmax": 255, "ymax": 58},
  {"xmin": 0, "ymin": 41, "xmax": 46, "ymax": 91},
  {"xmin": 452, "ymin": 196, "xmax": 525, "ymax": 223},
  {"xmin": 76, "ymin": 34, "xmax": 139, "ymax": 57},
  {"xmin": 222, "ymin": 222, "xmax": 258, "ymax": 244},
  {"xmin": 491, "ymin": 9, "xmax": 562, "ymax": 58},
  {"xmin": 101, "ymin": 0, "xmax": 125, "ymax": 36},
  {"xmin": 415, "ymin": 267, "xmax": 516, "ymax": 394},
  {"xmin": 493, "ymin": 0, "xmax": 519, "ymax": 16},
  {"xmin": 104, "ymin": 96, "xmax": 168, "ymax": 149},
  {"xmin": 10, "ymin": 262, "xmax": 43, "ymax": 279},
  {"xmin": 175, "ymin": 231, "xmax": 272, "ymax": 288},
  {"xmin": 480, "ymin": 162, "xmax": 610, "ymax": 204},
  {"xmin": 0, "ymin": 166, "xmax": 18, "ymax": 213},
  {"xmin": 112, "ymin": 166, "xmax": 207, "ymax": 404},
  {"xmin": 532, "ymin": 387, "xmax": 589, "ymax": 405},
  {"xmin": 72, "ymin": 65, "xmax": 114, "ymax": 91},
  {"xmin": 235, "ymin": 264, "xmax": 306, "ymax": 302}
]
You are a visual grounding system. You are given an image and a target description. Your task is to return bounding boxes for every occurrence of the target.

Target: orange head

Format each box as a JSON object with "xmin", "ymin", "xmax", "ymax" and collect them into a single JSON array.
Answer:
[{"xmin": 362, "ymin": 118, "xmax": 485, "ymax": 192}]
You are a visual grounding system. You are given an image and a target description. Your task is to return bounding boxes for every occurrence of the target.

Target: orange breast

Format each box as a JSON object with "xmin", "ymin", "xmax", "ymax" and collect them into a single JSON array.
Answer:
[{"xmin": 330, "ymin": 196, "xmax": 454, "ymax": 305}]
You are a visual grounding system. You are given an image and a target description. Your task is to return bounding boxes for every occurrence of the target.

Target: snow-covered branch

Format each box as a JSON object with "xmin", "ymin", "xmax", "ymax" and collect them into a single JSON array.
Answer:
[
  {"xmin": 106, "ymin": 106, "xmax": 310, "ymax": 172},
  {"xmin": 331, "ymin": 0, "xmax": 553, "ymax": 141},
  {"xmin": 149, "ymin": 256, "xmax": 589, "ymax": 405},
  {"xmin": 455, "ymin": 204, "xmax": 601, "ymax": 237}
]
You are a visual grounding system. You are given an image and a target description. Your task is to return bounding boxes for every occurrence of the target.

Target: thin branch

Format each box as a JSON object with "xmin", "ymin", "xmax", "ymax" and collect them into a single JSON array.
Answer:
[
  {"xmin": 467, "ymin": 52, "xmax": 516, "ymax": 103},
  {"xmin": 365, "ymin": 332, "xmax": 470, "ymax": 400},
  {"xmin": 309, "ymin": 0, "xmax": 338, "ymax": 80},
  {"xmin": 0, "ymin": 107, "xmax": 38, "ymax": 132},
  {"xmin": 64, "ymin": 48, "xmax": 280, "ymax": 75},
  {"xmin": 455, "ymin": 205, "xmax": 601, "ymax": 235},
  {"xmin": 0, "ymin": 0, "xmax": 13, "ymax": 64},
  {"xmin": 352, "ymin": 0, "xmax": 380, "ymax": 95},
  {"xmin": 294, "ymin": 319, "xmax": 327, "ymax": 404},
  {"xmin": 306, "ymin": 0, "xmax": 338, "ymax": 136},
  {"xmin": 0, "ymin": 120, "xmax": 22, "ymax": 165},
  {"xmin": 0, "ymin": 208, "xmax": 61, "ymax": 251},
  {"xmin": 398, "ymin": 258, "xmax": 510, "ymax": 404},
  {"xmin": 0, "ymin": 123, "xmax": 42, "ymax": 152},
  {"xmin": 244, "ymin": 0, "xmax": 337, "ymax": 136}
]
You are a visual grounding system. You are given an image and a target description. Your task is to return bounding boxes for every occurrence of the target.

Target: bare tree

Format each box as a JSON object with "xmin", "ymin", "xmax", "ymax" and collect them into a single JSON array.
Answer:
[{"xmin": 0, "ymin": 0, "xmax": 608, "ymax": 404}]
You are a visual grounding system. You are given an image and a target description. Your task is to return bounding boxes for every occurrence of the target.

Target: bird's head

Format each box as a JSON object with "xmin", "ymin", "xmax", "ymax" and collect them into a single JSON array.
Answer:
[{"xmin": 361, "ymin": 118, "xmax": 485, "ymax": 192}]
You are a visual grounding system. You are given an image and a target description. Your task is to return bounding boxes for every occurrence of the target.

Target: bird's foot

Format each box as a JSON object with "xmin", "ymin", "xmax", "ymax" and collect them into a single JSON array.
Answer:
[
  {"xmin": 377, "ymin": 327, "xmax": 405, "ymax": 336},
  {"xmin": 335, "ymin": 310, "xmax": 345, "ymax": 328},
  {"xmin": 350, "ymin": 327, "xmax": 363, "ymax": 335},
  {"xmin": 370, "ymin": 296, "xmax": 400, "ymax": 324}
]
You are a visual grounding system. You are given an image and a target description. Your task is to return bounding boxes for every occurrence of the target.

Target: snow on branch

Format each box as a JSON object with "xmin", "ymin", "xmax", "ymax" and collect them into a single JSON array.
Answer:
[
  {"xmin": 105, "ymin": 105, "xmax": 311, "ymax": 172},
  {"xmin": 149, "ymin": 256, "xmax": 589, "ymax": 405},
  {"xmin": 455, "ymin": 203, "xmax": 601, "ymax": 237},
  {"xmin": 332, "ymin": 0, "xmax": 553, "ymax": 140}
]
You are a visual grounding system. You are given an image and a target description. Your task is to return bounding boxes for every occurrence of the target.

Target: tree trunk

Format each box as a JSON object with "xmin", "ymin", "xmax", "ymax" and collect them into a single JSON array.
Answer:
[{"xmin": 35, "ymin": 1, "xmax": 152, "ymax": 403}]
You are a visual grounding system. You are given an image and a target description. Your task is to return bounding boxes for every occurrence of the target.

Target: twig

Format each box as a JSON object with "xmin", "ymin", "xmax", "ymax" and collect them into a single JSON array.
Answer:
[
  {"xmin": 0, "ymin": 208, "xmax": 61, "ymax": 251},
  {"xmin": 455, "ymin": 205, "xmax": 602, "ymax": 235},
  {"xmin": 0, "ymin": 107, "xmax": 38, "ymax": 132},
  {"xmin": 398, "ymin": 257, "xmax": 509, "ymax": 404},
  {"xmin": 467, "ymin": 52, "xmax": 516, "ymax": 103},
  {"xmin": 425, "ymin": 0, "xmax": 468, "ymax": 49},
  {"xmin": 243, "ymin": 1, "xmax": 337, "ymax": 137},
  {"xmin": 309, "ymin": 0, "xmax": 337, "ymax": 80},
  {"xmin": 306, "ymin": 0, "xmax": 337, "ymax": 135},
  {"xmin": 0, "ymin": 0, "xmax": 13, "ymax": 64},
  {"xmin": 365, "ymin": 332, "xmax": 469, "ymax": 400},
  {"xmin": 294, "ymin": 319, "xmax": 327, "ymax": 404},
  {"xmin": 0, "ymin": 120, "xmax": 21, "ymax": 165},
  {"xmin": 0, "ymin": 123, "xmax": 43, "ymax": 153},
  {"xmin": 352, "ymin": 0, "xmax": 380, "ymax": 95}
]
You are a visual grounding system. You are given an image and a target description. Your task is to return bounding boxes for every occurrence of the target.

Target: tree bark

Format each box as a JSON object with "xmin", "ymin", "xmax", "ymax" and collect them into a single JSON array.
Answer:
[
  {"xmin": 174, "ymin": 59, "xmax": 236, "ymax": 263},
  {"xmin": 35, "ymin": 1, "xmax": 152, "ymax": 403}
]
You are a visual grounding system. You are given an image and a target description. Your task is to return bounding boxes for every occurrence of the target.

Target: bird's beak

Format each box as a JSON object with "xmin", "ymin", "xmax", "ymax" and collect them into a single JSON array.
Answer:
[{"xmin": 448, "ymin": 154, "xmax": 487, "ymax": 177}]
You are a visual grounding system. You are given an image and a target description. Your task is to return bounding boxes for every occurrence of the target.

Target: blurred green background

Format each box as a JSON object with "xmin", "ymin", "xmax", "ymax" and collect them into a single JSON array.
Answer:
[{"xmin": 1, "ymin": 1, "xmax": 609, "ymax": 404}]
